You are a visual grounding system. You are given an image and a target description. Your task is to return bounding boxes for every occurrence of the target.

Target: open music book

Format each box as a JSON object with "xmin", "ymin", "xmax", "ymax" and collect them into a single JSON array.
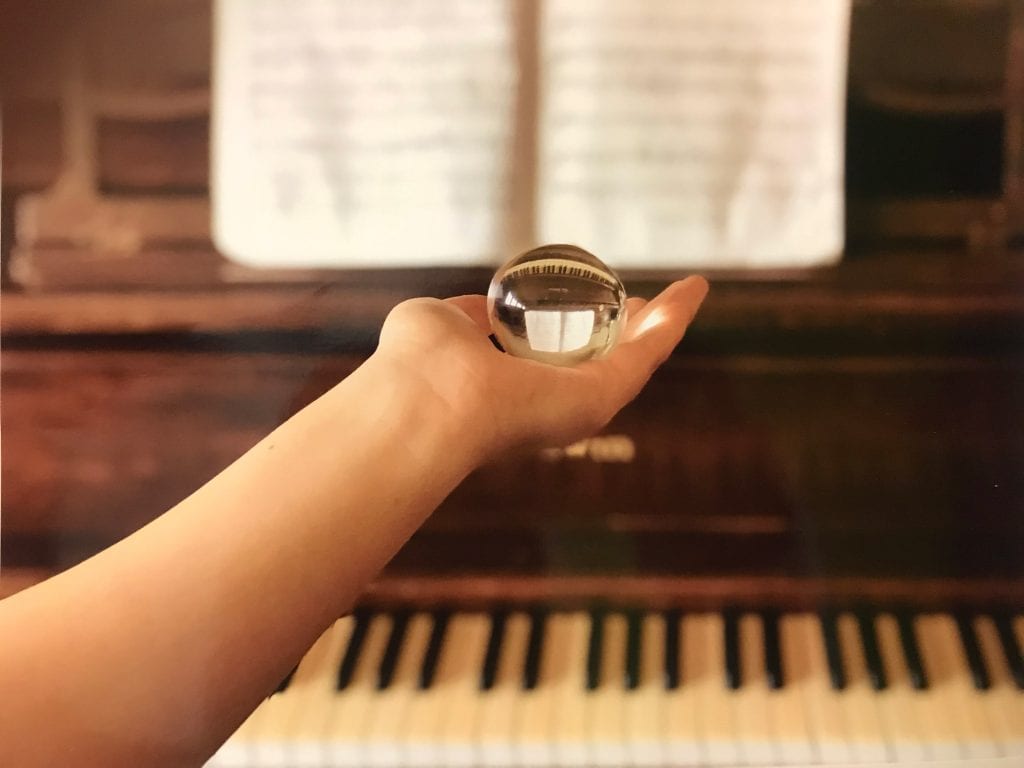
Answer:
[{"xmin": 213, "ymin": 0, "xmax": 849, "ymax": 270}]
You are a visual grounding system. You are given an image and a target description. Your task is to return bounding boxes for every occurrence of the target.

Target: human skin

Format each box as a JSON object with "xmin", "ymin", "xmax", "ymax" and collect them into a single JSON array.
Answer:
[{"xmin": 0, "ymin": 276, "xmax": 708, "ymax": 767}]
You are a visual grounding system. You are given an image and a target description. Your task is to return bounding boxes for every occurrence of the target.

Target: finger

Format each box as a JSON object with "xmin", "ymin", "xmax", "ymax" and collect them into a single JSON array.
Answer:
[
  {"xmin": 533, "ymin": 276, "xmax": 707, "ymax": 443},
  {"xmin": 596, "ymin": 275, "xmax": 710, "ymax": 407},
  {"xmin": 621, "ymin": 276, "xmax": 708, "ymax": 345},
  {"xmin": 624, "ymin": 296, "xmax": 648, "ymax": 320},
  {"xmin": 444, "ymin": 294, "xmax": 491, "ymax": 334}
]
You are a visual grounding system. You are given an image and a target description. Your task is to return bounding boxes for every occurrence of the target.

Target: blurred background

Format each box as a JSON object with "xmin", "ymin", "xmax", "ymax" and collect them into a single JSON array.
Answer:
[{"xmin": 1, "ymin": 0, "xmax": 1022, "ymax": 609}]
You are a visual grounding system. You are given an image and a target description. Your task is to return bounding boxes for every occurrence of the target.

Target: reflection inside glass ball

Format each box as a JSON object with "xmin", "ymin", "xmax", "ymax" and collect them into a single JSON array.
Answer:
[{"xmin": 487, "ymin": 244, "xmax": 627, "ymax": 366}]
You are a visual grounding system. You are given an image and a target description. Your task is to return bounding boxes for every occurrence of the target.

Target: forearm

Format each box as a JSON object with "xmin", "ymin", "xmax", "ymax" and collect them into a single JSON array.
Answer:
[
  {"xmin": 0, "ymin": 354, "xmax": 480, "ymax": 767},
  {"xmin": 0, "ymin": 279, "xmax": 708, "ymax": 766}
]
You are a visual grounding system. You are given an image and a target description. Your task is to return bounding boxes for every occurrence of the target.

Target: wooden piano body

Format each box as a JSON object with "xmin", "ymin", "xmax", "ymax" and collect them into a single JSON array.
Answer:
[{"xmin": 2, "ymin": 1, "xmax": 1023, "ymax": 764}]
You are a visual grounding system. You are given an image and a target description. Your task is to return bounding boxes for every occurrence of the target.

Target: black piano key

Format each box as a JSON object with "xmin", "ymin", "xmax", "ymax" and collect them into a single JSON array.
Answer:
[
  {"xmin": 624, "ymin": 611, "xmax": 643, "ymax": 690},
  {"xmin": 820, "ymin": 611, "xmax": 846, "ymax": 691},
  {"xmin": 993, "ymin": 613, "xmax": 1024, "ymax": 689},
  {"xmin": 336, "ymin": 608, "xmax": 372, "ymax": 690},
  {"xmin": 480, "ymin": 610, "xmax": 508, "ymax": 691},
  {"xmin": 663, "ymin": 609, "xmax": 681, "ymax": 690},
  {"xmin": 761, "ymin": 610, "xmax": 784, "ymax": 689},
  {"xmin": 418, "ymin": 609, "xmax": 451, "ymax": 690},
  {"xmin": 724, "ymin": 610, "xmax": 741, "ymax": 690},
  {"xmin": 376, "ymin": 610, "xmax": 411, "ymax": 690},
  {"xmin": 523, "ymin": 608, "xmax": 547, "ymax": 690},
  {"xmin": 586, "ymin": 609, "xmax": 605, "ymax": 690},
  {"xmin": 954, "ymin": 613, "xmax": 991, "ymax": 691},
  {"xmin": 855, "ymin": 610, "xmax": 887, "ymax": 690},
  {"xmin": 274, "ymin": 664, "xmax": 297, "ymax": 695},
  {"xmin": 896, "ymin": 611, "xmax": 928, "ymax": 690}
]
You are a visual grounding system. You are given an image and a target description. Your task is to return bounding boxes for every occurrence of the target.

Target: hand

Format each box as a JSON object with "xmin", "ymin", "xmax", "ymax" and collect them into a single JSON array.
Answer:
[{"xmin": 373, "ymin": 276, "xmax": 710, "ymax": 457}]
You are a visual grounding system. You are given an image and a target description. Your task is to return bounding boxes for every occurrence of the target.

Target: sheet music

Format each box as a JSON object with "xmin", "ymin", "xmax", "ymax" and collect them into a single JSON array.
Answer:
[
  {"xmin": 213, "ymin": 0, "xmax": 516, "ymax": 267},
  {"xmin": 214, "ymin": 0, "xmax": 850, "ymax": 270},
  {"xmin": 538, "ymin": 0, "xmax": 850, "ymax": 268}
]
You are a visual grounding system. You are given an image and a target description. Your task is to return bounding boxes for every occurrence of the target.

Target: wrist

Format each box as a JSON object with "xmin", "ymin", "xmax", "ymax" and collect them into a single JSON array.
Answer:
[{"xmin": 339, "ymin": 351, "xmax": 493, "ymax": 478}]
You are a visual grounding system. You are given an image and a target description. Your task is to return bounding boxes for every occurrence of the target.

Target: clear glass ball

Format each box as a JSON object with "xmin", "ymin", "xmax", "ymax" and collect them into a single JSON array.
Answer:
[{"xmin": 487, "ymin": 244, "xmax": 628, "ymax": 366}]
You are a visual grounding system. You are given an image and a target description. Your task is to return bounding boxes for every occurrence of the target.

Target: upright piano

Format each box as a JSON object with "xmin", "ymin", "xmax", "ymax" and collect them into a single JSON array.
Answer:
[{"xmin": 2, "ymin": 1, "xmax": 1023, "ymax": 765}]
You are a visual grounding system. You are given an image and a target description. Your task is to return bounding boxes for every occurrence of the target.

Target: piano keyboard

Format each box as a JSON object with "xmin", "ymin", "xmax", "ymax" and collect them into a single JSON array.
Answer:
[{"xmin": 209, "ymin": 609, "xmax": 1024, "ymax": 767}]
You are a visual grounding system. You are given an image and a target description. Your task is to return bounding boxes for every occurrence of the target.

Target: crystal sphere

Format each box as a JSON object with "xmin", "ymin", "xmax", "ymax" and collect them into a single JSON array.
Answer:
[{"xmin": 487, "ymin": 244, "xmax": 627, "ymax": 366}]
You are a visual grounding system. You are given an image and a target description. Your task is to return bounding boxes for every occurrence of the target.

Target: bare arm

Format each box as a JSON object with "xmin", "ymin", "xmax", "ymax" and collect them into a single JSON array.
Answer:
[{"xmin": 0, "ymin": 278, "xmax": 708, "ymax": 767}]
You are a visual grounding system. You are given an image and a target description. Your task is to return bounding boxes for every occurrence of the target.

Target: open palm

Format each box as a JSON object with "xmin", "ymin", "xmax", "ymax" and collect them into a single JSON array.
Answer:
[{"xmin": 374, "ymin": 276, "xmax": 709, "ymax": 455}]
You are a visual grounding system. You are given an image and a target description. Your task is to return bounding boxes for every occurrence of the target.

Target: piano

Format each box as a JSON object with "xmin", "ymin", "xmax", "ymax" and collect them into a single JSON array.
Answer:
[
  {"xmin": 208, "ymin": 609, "xmax": 1024, "ymax": 766},
  {"xmin": 2, "ymin": 0, "xmax": 1023, "ymax": 765}
]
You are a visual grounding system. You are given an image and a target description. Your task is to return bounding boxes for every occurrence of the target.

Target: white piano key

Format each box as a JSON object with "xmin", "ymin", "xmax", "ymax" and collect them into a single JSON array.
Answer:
[
  {"xmin": 210, "ymin": 617, "xmax": 354, "ymax": 768},
  {"xmin": 794, "ymin": 614, "xmax": 854, "ymax": 764},
  {"xmin": 543, "ymin": 612, "xmax": 590, "ymax": 767},
  {"xmin": 975, "ymin": 615, "xmax": 1024, "ymax": 757},
  {"xmin": 874, "ymin": 613, "xmax": 931, "ymax": 763},
  {"xmin": 774, "ymin": 614, "xmax": 817, "ymax": 764},
  {"xmin": 286, "ymin": 619, "xmax": 355, "ymax": 768},
  {"xmin": 516, "ymin": 618, "xmax": 565, "ymax": 765},
  {"xmin": 437, "ymin": 614, "xmax": 491, "ymax": 766},
  {"xmin": 250, "ymin": 622, "xmax": 347, "ymax": 767},
  {"xmin": 552, "ymin": 614, "xmax": 593, "ymax": 768},
  {"xmin": 734, "ymin": 613, "xmax": 781, "ymax": 765},
  {"xmin": 898, "ymin": 617, "xmax": 964, "ymax": 762},
  {"xmin": 322, "ymin": 614, "xmax": 390, "ymax": 767},
  {"xmin": 922, "ymin": 614, "xmax": 1001, "ymax": 758},
  {"xmin": 586, "ymin": 613, "xmax": 629, "ymax": 767},
  {"xmin": 1015, "ymin": 615, "xmax": 1024, "ymax": 754},
  {"xmin": 835, "ymin": 613, "xmax": 892, "ymax": 763},
  {"xmin": 625, "ymin": 614, "xmax": 667, "ymax": 768},
  {"xmin": 799, "ymin": 760, "xmax": 1024, "ymax": 768},
  {"xmin": 476, "ymin": 612, "xmax": 530, "ymax": 767},
  {"xmin": 663, "ymin": 612, "xmax": 701, "ymax": 766},
  {"xmin": 400, "ymin": 614, "xmax": 451, "ymax": 768},
  {"xmin": 364, "ymin": 613, "xmax": 433, "ymax": 768},
  {"xmin": 684, "ymin": 613, "xmax": 739, "ymax": 766}
]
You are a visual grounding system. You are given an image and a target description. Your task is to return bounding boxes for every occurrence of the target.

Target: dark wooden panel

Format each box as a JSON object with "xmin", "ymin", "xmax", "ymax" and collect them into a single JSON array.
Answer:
[
  {"xmin": 0, "ymin": 99, "xmax": 63, "ymax": 190},
  {"xmin": 5, "ymin": 346, "xmax": 1022, "ymax": 583},
  {"xmin": 86, "ymin": 0, "xmax": 210, "ymax": 92},
  {"xmin": 0, "ymin": 349, "xmax": 359, "ymax": 538},
  {"xmin": 98, "ymin": 117, "xmax": 209, "ymax": 193}
]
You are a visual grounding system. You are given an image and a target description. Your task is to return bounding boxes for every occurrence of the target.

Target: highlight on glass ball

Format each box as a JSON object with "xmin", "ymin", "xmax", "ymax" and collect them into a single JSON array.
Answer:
[{"xmin": 487, "ymin": 244, "xmax": 628, "ymax": 367}]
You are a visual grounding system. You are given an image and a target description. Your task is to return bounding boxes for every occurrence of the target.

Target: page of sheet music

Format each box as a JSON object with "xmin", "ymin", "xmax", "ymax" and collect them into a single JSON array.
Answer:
[
  {"xmin": 213, "ymin": 0, "xmax": 516, "ymax": 267},
  {"xmin": 538, "ymin": 0, "xmax": 850, "ymax": 268}
]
